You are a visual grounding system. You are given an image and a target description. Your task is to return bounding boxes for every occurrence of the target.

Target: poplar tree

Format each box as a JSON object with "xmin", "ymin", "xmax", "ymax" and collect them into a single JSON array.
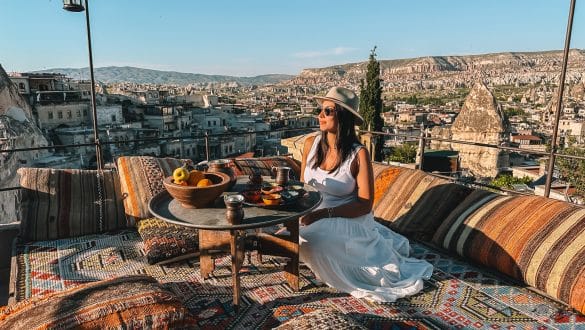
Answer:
[{"xmin": 359, "ymin": 46, "xmax": 384, "ymax": 161}]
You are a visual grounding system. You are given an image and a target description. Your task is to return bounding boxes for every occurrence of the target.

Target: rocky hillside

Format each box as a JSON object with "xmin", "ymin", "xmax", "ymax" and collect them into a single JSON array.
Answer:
[
  {"xmin": 0, "ymin": 65, "xmax": 49, "ymax": 224},
  {"xmin": 289, "ymin": 49, "xmax": 585, "ymax": 91},
  {"xmin": 34, "ymin": 66, "xmax": 294, "ymax": 86}
]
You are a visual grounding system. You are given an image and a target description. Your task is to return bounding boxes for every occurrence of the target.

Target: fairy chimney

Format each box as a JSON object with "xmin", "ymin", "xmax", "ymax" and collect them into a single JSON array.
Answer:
[{"xmin": 450, "ymin": 82, "xmax": 508, "ymax": 177}]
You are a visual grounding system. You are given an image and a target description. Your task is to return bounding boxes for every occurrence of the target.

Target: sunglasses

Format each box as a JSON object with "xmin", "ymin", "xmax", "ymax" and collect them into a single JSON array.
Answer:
[{"xmin": 320, "ymin": 106, "xmax": 337, "ymax": 116}]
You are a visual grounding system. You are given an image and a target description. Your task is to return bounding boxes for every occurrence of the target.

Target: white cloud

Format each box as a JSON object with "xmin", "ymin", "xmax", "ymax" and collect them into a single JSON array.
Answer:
[{"xmin": 293, "ymin": 47, "xmax": 357, "ymax": 58}]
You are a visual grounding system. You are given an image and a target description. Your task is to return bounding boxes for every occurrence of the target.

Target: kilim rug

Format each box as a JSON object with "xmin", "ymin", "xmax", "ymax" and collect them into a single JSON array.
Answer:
[{"xmin": 12, "ymin": 230, "xmax": 585, "ymax": 329}]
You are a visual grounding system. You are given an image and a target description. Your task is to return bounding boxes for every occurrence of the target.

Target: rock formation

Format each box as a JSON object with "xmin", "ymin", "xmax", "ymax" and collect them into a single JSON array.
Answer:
[
  {"xmin": 430, "ymin": 82, "xmax": 508, "ymax": 178},
  {"xmin": 0, "ymin": 64, "xmax": 49, "ymax": 224},
  {"xmin": 289, "ymin": 49, "xmax": 585, "ymax": 92}
]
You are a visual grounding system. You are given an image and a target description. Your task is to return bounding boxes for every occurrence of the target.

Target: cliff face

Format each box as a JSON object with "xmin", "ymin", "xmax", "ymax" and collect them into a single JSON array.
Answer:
[
  {"xmin": 431, "ymin": 82, "xmax": 509, "ymax": 178},
  {"xmin": 0, "ymin": 64, "xmax": 49, "ymax": 223},
  {"xmin": 290, "ymin": 50, "xmax": 585, "ymax": 91}
]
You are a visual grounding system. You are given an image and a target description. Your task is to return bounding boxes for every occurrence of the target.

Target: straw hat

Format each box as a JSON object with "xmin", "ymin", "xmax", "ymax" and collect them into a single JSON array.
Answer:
[{"xmin": 314, "ymin": 87, "xmax": 364, "ymax": 125}]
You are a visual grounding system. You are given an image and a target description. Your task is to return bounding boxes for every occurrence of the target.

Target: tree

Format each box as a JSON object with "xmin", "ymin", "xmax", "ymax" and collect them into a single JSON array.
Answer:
[
  {"xmin": 489, "ymin": 174, "xmax": 532, "ymax": 189},
  {"xmin": 359, "ymin": 46, "xmax": 384, "ymax": 161},
  {"xmin": 556, "ymin": 146, "xmax": 585, "ymax": 197},
  {"xmin": 387, "ymin": 144, "xmax": 417, "ymax": 164}
]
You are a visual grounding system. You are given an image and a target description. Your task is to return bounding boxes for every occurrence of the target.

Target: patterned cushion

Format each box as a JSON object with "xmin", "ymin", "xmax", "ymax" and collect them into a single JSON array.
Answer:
[
  {"xmin": 137, "ymin": 217, "xmax": 199, "ymax": 265},
  {"xmin": 17, "ymin": 168, "xmax": 127, "ymax": 241},
  {"xmin": 233, "ymin": 156, "xmax": 301, "ymax": 179},
  {"xmin": 117, "ymin": 156, "xmax": 185, "ymax": 226},
  {"xmin": 0, "ymin": 275, "xmax": 196, "ymax": 329},
  {"xmin": 274, "ymin": 308, "xmax": 367, "ymax": 329},
  {"xmin": 432, "ymin": 190, "xmax": 585, "ymax": 314},
  {"xmin": 371, "ymin": 164, "xmax": 471, "ymax": 240}
]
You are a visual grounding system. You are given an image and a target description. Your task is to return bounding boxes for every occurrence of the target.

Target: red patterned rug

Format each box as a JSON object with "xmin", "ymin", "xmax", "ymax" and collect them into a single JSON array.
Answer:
[{"xmin": 13, "ymin": 230, "xmax": 585, "ymax": 329}]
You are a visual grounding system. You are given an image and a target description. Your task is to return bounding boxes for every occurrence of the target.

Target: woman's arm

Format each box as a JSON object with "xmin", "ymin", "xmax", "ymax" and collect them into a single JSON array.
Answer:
[
  {"xmin": 300, "ymin": 147, "xmax": 374, "ymax": 226},
  {"xmin": 300, "ymin": 135, "xmax": 316, "ymax": 182}
]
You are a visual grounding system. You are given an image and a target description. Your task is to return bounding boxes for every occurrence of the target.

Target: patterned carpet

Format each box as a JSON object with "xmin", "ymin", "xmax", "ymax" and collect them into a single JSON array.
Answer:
[{"xmin": 13, "ymin": 230, "xmax": 585, "ymax": 329}]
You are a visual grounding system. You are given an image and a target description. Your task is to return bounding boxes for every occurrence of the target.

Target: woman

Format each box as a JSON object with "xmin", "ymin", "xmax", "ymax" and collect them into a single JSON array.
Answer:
[{"xmin": 299, "ymin": 86, "xmax": 433, "ymax": 302}]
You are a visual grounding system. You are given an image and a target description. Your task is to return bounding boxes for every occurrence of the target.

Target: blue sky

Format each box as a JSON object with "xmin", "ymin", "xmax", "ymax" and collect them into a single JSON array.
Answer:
[{"xmin": 1, "ymin": 0, "xmax": 583, "ymax": 76}]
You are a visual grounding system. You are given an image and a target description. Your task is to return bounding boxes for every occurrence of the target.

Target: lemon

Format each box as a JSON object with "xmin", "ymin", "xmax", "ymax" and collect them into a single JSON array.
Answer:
[{"xmin": 173, "ymin": 167, "xmax": 190, "ymax": 183}]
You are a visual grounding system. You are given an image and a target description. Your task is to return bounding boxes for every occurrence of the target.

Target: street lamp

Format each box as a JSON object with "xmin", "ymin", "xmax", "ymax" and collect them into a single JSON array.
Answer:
[{"xmin": 63, "ymin": 0, "xmax": 103, "ymax": 170}]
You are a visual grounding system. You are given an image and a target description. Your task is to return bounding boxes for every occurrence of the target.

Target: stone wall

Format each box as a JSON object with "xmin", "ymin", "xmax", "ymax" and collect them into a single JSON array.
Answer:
[{"xmin": 0, "ymin": 65, "xmax": 49, "ymax": 224}]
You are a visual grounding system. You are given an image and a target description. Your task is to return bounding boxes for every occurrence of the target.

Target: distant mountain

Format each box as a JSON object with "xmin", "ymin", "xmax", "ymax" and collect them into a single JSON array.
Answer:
[
  {"xmin": 33, "ymin": 66, "xmax": 294, "ymax": 86},
  {"xmin": 290, "ymin": 49, "xmax": 585, "ymax": 90}
]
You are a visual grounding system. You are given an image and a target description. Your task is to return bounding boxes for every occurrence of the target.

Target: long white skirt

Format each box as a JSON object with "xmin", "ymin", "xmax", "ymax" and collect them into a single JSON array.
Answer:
[{"xmin": 299, "ymin": 212, "xmax": 433, "ymax": 302}]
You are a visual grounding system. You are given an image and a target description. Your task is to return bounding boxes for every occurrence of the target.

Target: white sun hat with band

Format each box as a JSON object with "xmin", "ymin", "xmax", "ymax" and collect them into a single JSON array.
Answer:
[{"xmin": 314, "ymin": 86, "xmax": 364, "ymax": 125}]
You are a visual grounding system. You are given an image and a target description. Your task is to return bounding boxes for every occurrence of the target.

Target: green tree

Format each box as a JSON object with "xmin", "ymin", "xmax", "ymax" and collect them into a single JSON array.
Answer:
[
  {"xmin": 489, "ymin": 174, "xmax": 533, "ymax": 189},
  {"xmin": 359, "ymin": 46, "xmax": 384, "ymax": 161},
  {"xmin": 556, "ymin": 146, "xmax": 585, "ymax": 197},
  {"xmin": 387, "ymin": 144, "xmax": 417, "ymax": 163}
]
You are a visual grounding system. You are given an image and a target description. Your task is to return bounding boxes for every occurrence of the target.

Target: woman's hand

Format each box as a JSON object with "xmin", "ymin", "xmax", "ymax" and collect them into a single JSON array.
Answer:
[{"xmin": 299, "ymin": 211, "xmax": 319, "ymax": 226}]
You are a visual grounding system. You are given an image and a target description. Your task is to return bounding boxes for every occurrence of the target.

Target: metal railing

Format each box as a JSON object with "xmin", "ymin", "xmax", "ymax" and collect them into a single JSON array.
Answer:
[
  {"xmin": 0, "ymin": 126, "xmax": 316, "ymax": 192},
  {"xmin": 2, "ymin": 123, "xmax": 585, "ymax": 199}
]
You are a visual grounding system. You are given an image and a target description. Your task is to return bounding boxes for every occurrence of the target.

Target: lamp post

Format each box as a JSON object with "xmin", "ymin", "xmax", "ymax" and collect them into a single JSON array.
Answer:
[{"xmin": 63, "ymin": 0, "xmax": 103, "ymax": 170}]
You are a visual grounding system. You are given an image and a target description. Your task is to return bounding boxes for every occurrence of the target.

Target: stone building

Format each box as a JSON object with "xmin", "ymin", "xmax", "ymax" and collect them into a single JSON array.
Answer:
[{"xmin": 431, "ymin": 82, "xmax": 509, "ymax": 178}]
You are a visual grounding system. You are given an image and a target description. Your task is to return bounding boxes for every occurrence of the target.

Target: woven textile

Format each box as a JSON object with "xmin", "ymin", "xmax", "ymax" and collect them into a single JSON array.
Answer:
[
  {"xmin": 233, "ymin": 156, "xmax": 301, "ymax": 179},
  {"xmin": 117, "ymin": 156, "xmax": 185, "ymax": 226},
  {"xmin": 0, "ymin": 275, "xmax": 196, "ymax": 329},
  {"xmin": 137, "ymin": 217, "xmax": 199, "ymax": 265},
  {"xmin": 274, "ymin": 308, "xmax": 367, "ymax": 329},
  {"xmin": 17, "ymin": 168, "xmax": 127, "ymax": 241},
  {"xmin": 11, "ymin": 230, "xmax": 585, "ymax": 329},
  {"xmin": 371, "ymin": 165, "xmax": 470, "ymax": 240},
  {"xmin": 433, "ymin": 191, "xmax": 585, "ymax": 314}
]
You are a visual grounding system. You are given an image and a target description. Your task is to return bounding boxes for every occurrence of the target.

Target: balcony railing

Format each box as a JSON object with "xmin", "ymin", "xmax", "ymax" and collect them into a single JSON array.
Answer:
[{"xmin": 2, "ymin": 124, "xmax": 585, "ymax": 200}]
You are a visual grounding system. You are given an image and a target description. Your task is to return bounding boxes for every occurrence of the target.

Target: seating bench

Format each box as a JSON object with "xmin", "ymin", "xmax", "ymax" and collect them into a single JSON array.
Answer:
[{"xmin": 3, "ymin": 156, "xmax": 584, "ymax": 329}]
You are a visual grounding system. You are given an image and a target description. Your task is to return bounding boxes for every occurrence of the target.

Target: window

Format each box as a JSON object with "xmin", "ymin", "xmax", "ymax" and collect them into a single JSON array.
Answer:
[
  {"xmin": 76, "ymin": 110, "xmax": 81, "ymax": 117},
  {"xmin": 111, "ymin": 115, "xmax": 117, "ymax": 122},
  {"xmin": 48, "ymin": 112, "xmax": 53, "ymax": 119},
  {"xmin": 83, "ymin": 109, "xmax": 88, "ymax": 116},
  {"xmin": 18, "ymin": 83, "xmax": 25, "ymax": 90},
  {"xmin": 58, "ymin": 111, "xmax": 63, "ymax": 119},
  {"xmin": 67, "ymin": 111, "xmax": 72, "ymax": 119}
]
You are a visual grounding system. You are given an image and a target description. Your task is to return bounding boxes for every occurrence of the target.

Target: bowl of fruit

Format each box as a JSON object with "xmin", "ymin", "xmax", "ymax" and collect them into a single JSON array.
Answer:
[{"xmin": 163, "ymin": 166, "xmax": 231, "ymax": 209}]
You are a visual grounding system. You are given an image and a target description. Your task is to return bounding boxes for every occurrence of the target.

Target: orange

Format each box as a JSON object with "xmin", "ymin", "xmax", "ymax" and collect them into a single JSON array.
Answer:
[
  {"xmin": 196, "ymin": 178, "xmax": 212, "ymax": 187},
  {"xmin": 187, "ymin": 170, "xmax": 205, "ymax": 186}
]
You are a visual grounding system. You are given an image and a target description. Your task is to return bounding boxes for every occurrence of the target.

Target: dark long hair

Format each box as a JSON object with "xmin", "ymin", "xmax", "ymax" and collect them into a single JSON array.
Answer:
[{"xmin": 311, "ymin": 104, "xmax": 361, "ymax": 173}]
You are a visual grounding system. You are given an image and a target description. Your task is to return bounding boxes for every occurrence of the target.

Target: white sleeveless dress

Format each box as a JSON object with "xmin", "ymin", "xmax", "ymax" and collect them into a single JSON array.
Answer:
[{"xmin": 299, "ymin": 135, "xmax": 433, "ymax": 302}]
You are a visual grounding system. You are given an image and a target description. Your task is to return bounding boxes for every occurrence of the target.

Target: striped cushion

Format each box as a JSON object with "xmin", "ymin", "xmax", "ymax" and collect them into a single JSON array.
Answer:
[
  {"xmin": 17, "ymin": 168, "xmax": 127, "ymax": 241},
  {"xmin": 372, "ymin": 165, "xmax": 470, "ymax": 240},
  {"xmin": 432, "ymin": 191, "xmax": 585, "ymax": 314},
  {"xmin": 0, "ymin": 275, "xmax": 196, "ymax": 329},
  {"xmin": 117, "ymin": 156, "xmax": 185, "ymax": 226},
  {"xmin": 233, "ymin": 156, "xmax": 301, "ymax": 180}
]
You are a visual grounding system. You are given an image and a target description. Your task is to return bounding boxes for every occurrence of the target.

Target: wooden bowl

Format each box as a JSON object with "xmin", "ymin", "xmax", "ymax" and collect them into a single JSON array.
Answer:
[{"xmin": 163, "ymin": 172, "xmax": 230, "ymax": 208}]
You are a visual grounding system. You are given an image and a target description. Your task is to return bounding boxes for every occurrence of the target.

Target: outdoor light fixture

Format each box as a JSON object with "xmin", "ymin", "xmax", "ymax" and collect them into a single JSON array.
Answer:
[
  {"xmin": 62, "ymin": 0, "xmax": 84, "ymax": 12},
  {"xmin": 62, "ymin": 0, "xmax": 103, "ymax": 170}
]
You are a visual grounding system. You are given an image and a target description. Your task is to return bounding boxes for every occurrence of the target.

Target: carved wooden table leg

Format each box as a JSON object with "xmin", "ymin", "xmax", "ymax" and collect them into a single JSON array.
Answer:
[
  {"xmin": 199, "ymin": 229, "xmax": 215, "ymax": 279},
  {"xmin": 283, "ymin": 218, "xmax": 299, "ymax": 291},
  {"xmin": 199, "ymin": 229, "xmax": 231, "ymax": 279},
  {"xmin": 255, "ymin": 219, "xmax": 300, "ymax": 291},
  {"xmin": 231, "ymin": 229, "xmax": 245, "ymax": 311}
]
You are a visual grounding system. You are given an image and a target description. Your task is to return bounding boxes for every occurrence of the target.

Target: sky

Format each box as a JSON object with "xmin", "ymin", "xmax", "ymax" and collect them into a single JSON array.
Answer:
[{"xmin": 1, "ymin": 0, "xmax": 584, "ymax": 77}]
